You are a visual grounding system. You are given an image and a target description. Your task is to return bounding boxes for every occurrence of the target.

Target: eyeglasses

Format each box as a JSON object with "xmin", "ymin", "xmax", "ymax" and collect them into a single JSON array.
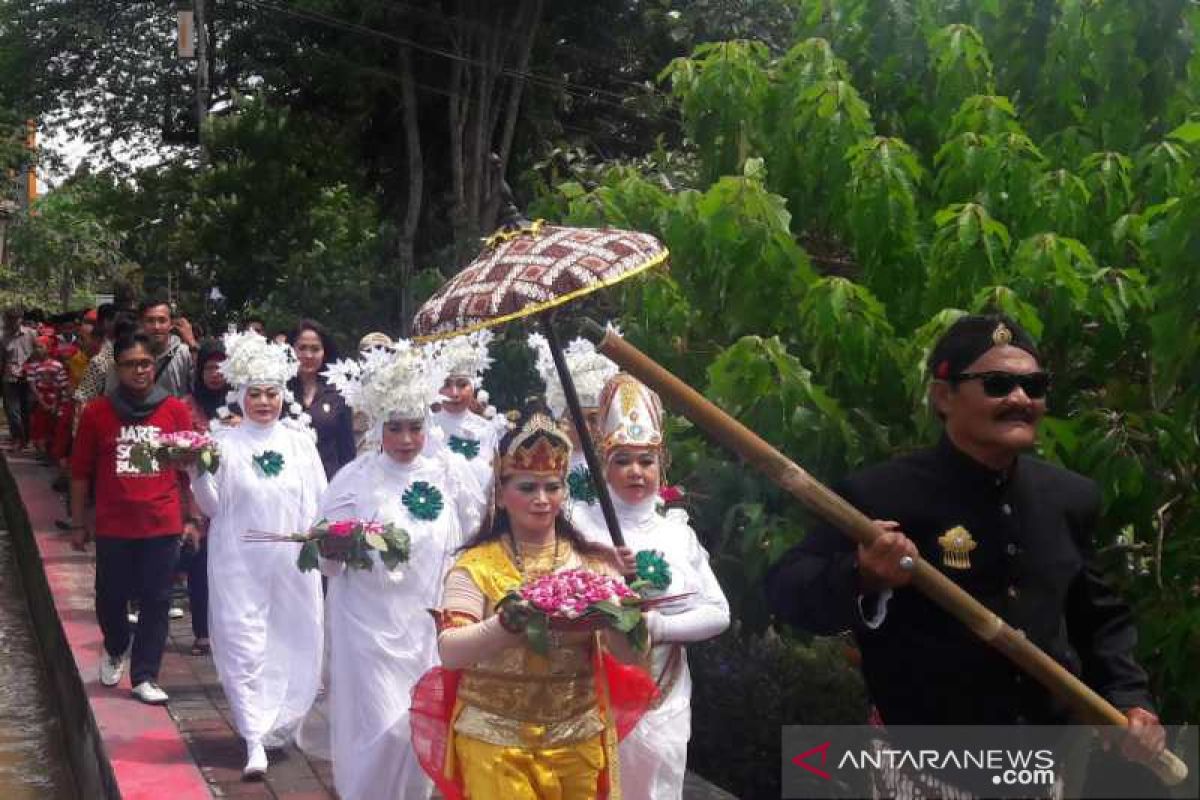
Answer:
[
  {"xmin": 116, "ymin": 359, "xmax": 155, "ymax": 371},
  {"xmin": 951, "ymin": 371, "xmax": 1051, "ymax": 399}
]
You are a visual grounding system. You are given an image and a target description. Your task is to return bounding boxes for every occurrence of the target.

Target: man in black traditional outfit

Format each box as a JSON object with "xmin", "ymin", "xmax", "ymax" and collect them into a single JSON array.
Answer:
[{"xmin": 766, "ymin": 314, "xmax": 1164, "ymax": 780}]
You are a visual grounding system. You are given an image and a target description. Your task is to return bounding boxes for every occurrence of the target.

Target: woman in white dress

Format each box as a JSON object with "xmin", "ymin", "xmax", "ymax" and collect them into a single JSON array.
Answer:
[
  {"xmin": 424, "ymin": 330, "xmax": 504, "ymax": 488},
  {"xmin": 576, "ymin": 373, "xmax": 731, "ymax": 800},
  {"xmin": 190, "ymin": 331, "xmax": 326, "ymax": 779},
  {"xmin": 319, "ymin": 341, "xmax": 486, "ymax": 800},
  {"xmin": 526, "ymin": 333, "xmax": 618, "ymax": 519}
]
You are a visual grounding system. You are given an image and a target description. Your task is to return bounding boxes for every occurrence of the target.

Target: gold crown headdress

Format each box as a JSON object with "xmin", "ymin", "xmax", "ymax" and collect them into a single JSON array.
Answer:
[{"xmin": 499, "ymin": 411, "xmax": 573, "ymax": 477}]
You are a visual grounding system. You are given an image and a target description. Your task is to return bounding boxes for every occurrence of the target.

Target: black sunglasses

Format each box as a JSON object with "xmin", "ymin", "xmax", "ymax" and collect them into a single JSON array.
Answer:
[{"xmin": 951, "ymin": 370, "xmax": 1051, "ymax": 399}]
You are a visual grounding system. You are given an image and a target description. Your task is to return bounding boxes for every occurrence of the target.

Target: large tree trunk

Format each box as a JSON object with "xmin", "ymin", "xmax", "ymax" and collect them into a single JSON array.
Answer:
[
  {"xmin": 398, "ymin": 46, "xmax": 422, "ymax": 335},
  {"xmin": 445, "ymin": 0, "xmax": 543, "ymax": 265},
  {"xmin": 59, "ymin": 264, "xmax": 72, "ymax": 312}
]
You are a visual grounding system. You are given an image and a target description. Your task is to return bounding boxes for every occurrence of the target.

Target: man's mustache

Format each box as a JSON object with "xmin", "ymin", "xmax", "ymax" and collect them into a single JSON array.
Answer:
[{"xmin": 995, "ymin": 407, "xmax": 1037, "ymax": 423}]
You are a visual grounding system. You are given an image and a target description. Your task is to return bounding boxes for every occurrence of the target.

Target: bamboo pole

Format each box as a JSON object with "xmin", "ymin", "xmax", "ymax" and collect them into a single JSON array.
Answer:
[{"xmin": 582, "ymin": 322, "xmax": 1187, "ymax": 786}]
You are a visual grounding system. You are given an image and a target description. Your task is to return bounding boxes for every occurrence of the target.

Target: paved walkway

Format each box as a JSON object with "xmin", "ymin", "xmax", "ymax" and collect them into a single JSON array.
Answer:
[{"xmin": 9, "ymin": 453, "xmax": 336, "ymax": 800}]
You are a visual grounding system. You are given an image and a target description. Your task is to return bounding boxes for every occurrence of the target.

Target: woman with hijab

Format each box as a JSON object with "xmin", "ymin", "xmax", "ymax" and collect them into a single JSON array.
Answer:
[
  {"xmin": 575, "ymin": 374, "xmax": 730, "ymax": 800},
  {"xmin": 527, "ymin": 332, "xmax": 619, "ymax": 517},
  {"xmin": 189, "ymin": 331, "xmax": 326, "ymax": 779},
  {"xmin": 179, "ymin": 339, "xmax": 241, "ymax": 656},
  {"xmin": 314, "ymin": 341, "xmax": 486, "ymax": 800}
]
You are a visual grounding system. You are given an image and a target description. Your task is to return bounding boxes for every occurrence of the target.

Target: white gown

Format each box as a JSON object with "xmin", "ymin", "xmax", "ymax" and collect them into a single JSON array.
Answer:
[
  {"xmin": 317, "ymin": 450, "xmax": 486, "ymax": 800},
  {"xmin": 426, "ymin": 408, "xmax": 499, "ymax": 489},
  {"xmin": 191, "ymin": 418, "xmax": 326, "ymax": 747},
  {"xmin": 577, "ymin": 495, "xmax": 731, "ymax": 800}
]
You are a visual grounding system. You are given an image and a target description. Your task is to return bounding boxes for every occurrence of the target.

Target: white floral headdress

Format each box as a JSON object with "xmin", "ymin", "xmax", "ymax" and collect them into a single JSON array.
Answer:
[
  {"xmin": 220, "ymin": 330, "xmax": 300, "ymax": 389},
  {"xmin": 439, "ymin": 329, "xmax": 494, "ymax": 386},
  {"xmin": 218, "ymin": 330, "xmax": 311, "ymax": 433},
  {"xmin": 527, "ymin": 332, "xmax": 620, "ymax": 418},
  {"xmin": 324, "ymin": 339, "xmax": 449, "ymax": 429}
]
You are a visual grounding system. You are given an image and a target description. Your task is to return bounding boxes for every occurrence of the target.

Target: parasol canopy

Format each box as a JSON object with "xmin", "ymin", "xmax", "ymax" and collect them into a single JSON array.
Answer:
[
  {"xmin": 411, "ymin": 219, "xmax": 668, "ymax": 339},
  {"xmin": 411, "ymin": 217, "xmax": 669, "ymax": 550}
]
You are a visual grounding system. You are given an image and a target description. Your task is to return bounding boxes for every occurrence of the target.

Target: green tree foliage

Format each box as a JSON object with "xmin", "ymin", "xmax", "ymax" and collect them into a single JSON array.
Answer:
[
  {"xmin": 6, "ymin": 184, "xmax": 128, "ymax": 310},
  {"xmin": 529, "ymin": 2, "xmax": 1200, "ymax": 732}
]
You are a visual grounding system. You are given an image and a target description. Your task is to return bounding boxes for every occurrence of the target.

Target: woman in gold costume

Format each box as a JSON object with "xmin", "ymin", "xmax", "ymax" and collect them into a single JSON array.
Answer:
[{"xmin": 412, "ymin": 404, "xmax": 656, "ymax": 800}]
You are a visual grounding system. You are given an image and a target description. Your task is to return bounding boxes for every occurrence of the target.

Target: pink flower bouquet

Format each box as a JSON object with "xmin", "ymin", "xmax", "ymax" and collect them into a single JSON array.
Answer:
[
  {"xmin": 243, "ymin": 518, "xmax": 410, "ymax": 572},
  {"xmin": 130, "ymin": 430, "xmax": 221, "ymax": 474},
  {"xmin": 521, "ymin": 568, "xmax": 637, "ymax": 618},
  {"xmin": 497, "ymin": 568, "xmax": 691, "ymax": 655}
]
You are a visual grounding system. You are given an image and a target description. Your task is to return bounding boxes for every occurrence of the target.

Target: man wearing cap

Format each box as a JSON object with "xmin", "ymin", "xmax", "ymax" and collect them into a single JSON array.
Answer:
[{"xmin": 766, "ymin": 314, "xmax": 1163, "ymax": 772}]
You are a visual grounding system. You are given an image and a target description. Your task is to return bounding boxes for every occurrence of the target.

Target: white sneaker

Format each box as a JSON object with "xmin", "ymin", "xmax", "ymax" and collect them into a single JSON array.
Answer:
[
  {"xmin": 168, "ymin": 606, "xmax": 185, "ymax": 620},
  {"xmin": 131, "ymin": 681, "xmax": 169, "ymax": 705},
  {"xmin": 127, "ymin": 610, "xmax": 139, "ymax": 624},
  {"xmin": 243, "ymin": 741, "xmax": 268, "ymax": 780},
  {"xmin": 99, "ymin": 649, "xmax": 126, "ymax": 687}
]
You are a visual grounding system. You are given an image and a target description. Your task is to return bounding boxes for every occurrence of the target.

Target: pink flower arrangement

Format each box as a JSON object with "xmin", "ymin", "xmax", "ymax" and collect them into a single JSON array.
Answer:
[
  {"xmin": 130, "ymin": 430, "xmax": 220, "ymax": 475},
  {"xmin": 243, "ymin": 517, "xmax": 410, "ymax": 572},
  {"xmin": 497, "ymin": 567, "xmax": 694, "ymax": 655},
  {"xmin": 658, "ymin": 485, "xmax": 686, "ymax": 504},
  {"xmin": 518, "ymin": 568, "xmax": 636, "ymax": 620},
  {"xmin": 327, "ymin": 519, "xmax": 357, "ymax": 538},
  {"xmin": 158, "ymin": 430, "xmax": 214, "ymax": 450}
]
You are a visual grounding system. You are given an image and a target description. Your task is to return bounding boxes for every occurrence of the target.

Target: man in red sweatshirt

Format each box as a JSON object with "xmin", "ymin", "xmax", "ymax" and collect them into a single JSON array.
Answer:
[{"xmin": 70, "ymin": 331, "xmax": 194, "ymax": 705}]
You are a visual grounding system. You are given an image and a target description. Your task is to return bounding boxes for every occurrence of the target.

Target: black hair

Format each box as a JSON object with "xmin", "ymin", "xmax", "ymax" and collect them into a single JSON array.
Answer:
[
  {"xmin": 137, "ymin": 288, "xmax": 172, "ymax": 317},
  {"xmin": 457, "ymin": 398, "xmax": 611, "ymax": 559},
  {"xmin": 111, "ymin": 312, "xmax": 139, "ymax": 341},
  {"xmin": 288, "ymin": 318, "xmax": 340, "ymax": 365},
  {"xmin": 457, "ymin": 509, "xmax": 611, "ymax": 560},
  {"xmin": 113, "ymin": 331, "xmax": 153, "ymax": 360},
  {"xmin": 193, "ymin": 338, "xmax": 229, "ymax": 420}
]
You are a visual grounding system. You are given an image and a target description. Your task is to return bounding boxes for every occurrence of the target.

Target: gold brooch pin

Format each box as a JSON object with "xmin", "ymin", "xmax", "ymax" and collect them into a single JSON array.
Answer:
[
  {"xmin": 938, "ymin": 526, "xmax": 977, "ymax": 570},
  {"xmin": 992, "ymin": 323, "xmax": 1013, "ymax": 346}
]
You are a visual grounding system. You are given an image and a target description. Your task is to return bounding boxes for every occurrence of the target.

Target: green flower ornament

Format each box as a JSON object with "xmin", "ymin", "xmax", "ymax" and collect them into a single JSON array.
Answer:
[
  {"xmin": 447, "ymin": 435, "xmax": 481, "ymax": 460},
  {"xmin": 252, "ymin": 450, "xmax": 285, "ymax": 478},
  {"xmin": 402, "ymin": 481, "xmax": 445, "ymax": 521},
  {"xmin": 567, "ymin": 465, "xmax": 597, "ymax": 504},
  {"xmin": 634, "ymin": 549, "xmax": 672, "ymax": 591}
]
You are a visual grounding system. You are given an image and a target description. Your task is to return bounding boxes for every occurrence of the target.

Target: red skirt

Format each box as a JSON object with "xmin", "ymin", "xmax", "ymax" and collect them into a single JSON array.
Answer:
[
  {"xmin": 51, "ymin": 402, "xmax": 75, "ymax": 460},
  {"xmin": 29, "ymin": 405, "xmax": 55, "ymax": 445}
]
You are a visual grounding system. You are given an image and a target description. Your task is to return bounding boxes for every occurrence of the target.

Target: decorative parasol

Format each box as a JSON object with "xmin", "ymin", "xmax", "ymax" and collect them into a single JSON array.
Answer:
[{"xmin": 412, "ymin": 203, "xmax": 669, "ymax": 548}]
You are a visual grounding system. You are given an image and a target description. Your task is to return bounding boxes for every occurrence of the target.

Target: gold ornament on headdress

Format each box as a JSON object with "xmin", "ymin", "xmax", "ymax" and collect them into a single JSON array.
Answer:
[
  {"xmin": 992, "ymin": 323, "xmax": 1014, "ymax": 346},
  {"xmin": 938, "ymin": 526, "xmax": 977, "ymax": 570},
  {"xmin": 599, "ymin": 373, "xmax": 665, "ymax": 456},
  {"xmin": 499, "ymin": 411, "xmax": 572, "ymax": 477}
]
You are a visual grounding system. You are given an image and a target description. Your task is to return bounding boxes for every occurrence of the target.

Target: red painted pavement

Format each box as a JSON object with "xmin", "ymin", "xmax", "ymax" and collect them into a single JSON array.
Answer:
[
  {"xmin": 12, "ymin": 455, "xmax": 213, "ymax": 800},
  {"xmin": 10, "ymin": 454, "xmax": 338, "ymax": 800}
]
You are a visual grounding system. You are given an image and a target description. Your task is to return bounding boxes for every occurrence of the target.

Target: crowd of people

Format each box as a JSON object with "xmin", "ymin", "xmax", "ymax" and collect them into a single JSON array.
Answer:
[
  {"xmin": 0, "ymin": 293, "xmax": 1171, "ymax": 799},
  {"xmin": 1, "ymin": 293, "xmax": 733, "ymax": 799}
]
